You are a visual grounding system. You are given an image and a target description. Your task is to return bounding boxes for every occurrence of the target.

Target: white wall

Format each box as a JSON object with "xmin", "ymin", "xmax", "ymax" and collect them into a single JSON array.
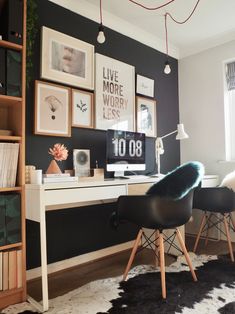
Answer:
[{"xmin": 179, "ymin": 40, "xmax": 235, "ymax": 181}]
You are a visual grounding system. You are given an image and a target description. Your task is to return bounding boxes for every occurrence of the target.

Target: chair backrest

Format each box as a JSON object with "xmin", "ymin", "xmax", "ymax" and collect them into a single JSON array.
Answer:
[
  {"xmin": 147, "ymin": 161, "xmax": 205, "ymax": 200},
  {"xmin": 114, "ymin": 161, "xmax": 205, "ymax": 230}
]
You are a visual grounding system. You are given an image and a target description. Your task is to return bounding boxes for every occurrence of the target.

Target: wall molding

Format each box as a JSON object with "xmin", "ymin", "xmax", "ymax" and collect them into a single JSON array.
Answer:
[{"xmin": 27, "ymin": 240, "xmax": 135, "ymax": 281}]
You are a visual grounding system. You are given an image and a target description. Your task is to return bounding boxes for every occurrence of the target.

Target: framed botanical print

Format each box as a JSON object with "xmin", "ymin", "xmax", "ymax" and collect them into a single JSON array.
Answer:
[
  {"xmin": 41, "ymin": 26, "xmax": 94, "ymax": 90},
  {"xmin": 34, "ymin": 80, "xmax": 71, "ymax": 137},
  {"xmin": 136, "ymin": 96, "xmax": 157, "ymax": 137},
  {"xmin": 95, "ymin": 53, "xmax": 135, "ymax": 132},
  {"xmin": 72, "ymin": 89, "xmax": 93, "ymax": 128}
]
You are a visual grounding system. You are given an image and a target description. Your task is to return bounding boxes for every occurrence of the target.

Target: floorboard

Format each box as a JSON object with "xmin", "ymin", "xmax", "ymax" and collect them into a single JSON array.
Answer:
[{"xmin": 27, "ymin": 236, "xmax": 235, "ymax": 301}]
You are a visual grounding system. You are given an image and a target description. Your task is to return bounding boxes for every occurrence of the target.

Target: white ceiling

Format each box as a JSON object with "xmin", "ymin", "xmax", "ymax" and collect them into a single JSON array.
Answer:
[{"xmin": 50, "ymin": 0, "xmax": 235, "ymax": 59}]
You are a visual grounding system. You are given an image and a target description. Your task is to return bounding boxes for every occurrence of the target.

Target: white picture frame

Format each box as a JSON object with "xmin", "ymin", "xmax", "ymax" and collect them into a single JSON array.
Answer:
[
  {"xmin": 72, "ymin": 89, "xmax": 94, "ymax": 128},
  {"xmin": 34, "ymin": 80, "xmax": 71, "ymax": 137},
  {"xmin": 95, "ymin": 53, "xmax": 135, "ymax": 131},
  {"xmin": 41, "ymin": 26, "xmax": 94, "ymax": 90},
  {"xmin": 136, "ymin": 96, "xmax": 157, "ymax": 137},
  {"xmin": 136, "ymin": 74, "xmax": 154, "ymax": 98}
]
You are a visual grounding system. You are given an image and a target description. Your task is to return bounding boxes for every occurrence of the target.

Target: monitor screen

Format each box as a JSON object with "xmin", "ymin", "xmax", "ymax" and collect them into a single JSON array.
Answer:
[{"xmin": 106, "ymin": 129, "xmax": 146, "ymax": 172}]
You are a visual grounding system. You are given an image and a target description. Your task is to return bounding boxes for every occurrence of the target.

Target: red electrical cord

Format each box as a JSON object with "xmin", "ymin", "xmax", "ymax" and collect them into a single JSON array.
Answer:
[
  {"xmin": 100, "ymin": 0, "xmax": 103, "ymax": 24},
  {"xmin": 128, "ymin": 0, "xmax": 176, "ymax": 10},
  {"xmin": 164, "ymin": 0, "xmax": 201, "ymax": 58},
  {"xmin": 165, "ymin": 0, "xmax": 200, "ymax": 24},
  {"xmin": 99, "ymin": 0, "xmax": 201, "ymax": 59}
]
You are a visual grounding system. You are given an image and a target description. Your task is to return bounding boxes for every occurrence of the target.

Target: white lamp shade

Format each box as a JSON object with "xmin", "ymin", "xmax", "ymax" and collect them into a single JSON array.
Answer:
[{"xmin": 176, "ymin": 123, "xmax": 189, "ymax": 140}]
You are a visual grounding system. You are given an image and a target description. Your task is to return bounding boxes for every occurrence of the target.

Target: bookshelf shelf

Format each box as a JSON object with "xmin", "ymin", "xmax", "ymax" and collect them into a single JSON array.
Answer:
[
  {"xmin": 0, "ymin": 40, "xmax": 23, "ymax": 51},
  {"xmin": 0, "ymin": 242, "xmax": 22, "ymax": 251},
  {"xmin": 0, "ymin": 187, "xmax": 22, "ymax": 193},
  {"xmin": 0, "ymin": 136, "xmax": 22, "ymax": 142},
  {"xmin": 0, "ymin": 95, "xmax": 22, "ymax": 106}
]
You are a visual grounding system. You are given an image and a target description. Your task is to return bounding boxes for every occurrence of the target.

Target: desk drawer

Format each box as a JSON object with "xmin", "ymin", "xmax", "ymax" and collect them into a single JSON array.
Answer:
[{"xmin": 44, "ymin": 185, "xmax": 127, "ymax": 206}]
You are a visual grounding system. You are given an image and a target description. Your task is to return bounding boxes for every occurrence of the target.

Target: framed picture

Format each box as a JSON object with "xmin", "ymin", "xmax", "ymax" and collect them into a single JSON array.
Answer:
[
  {"xmin": 34, "ymin": 80, "xmax": 71, "ymax": 137},
  {"xmin": 41, "ymin": 26, "xmax": 94, "ymax": 90},
  {"xmin": 136, "ymin": 74, "xmax": 154, "ymax": 98},
  {"xmin": 95, "ymin": 53, "xmax": 135, "ymax": 131},
  {"xmin": 136, "ymin": 96, "xmax": 157, "ymax": 137},
  {"xmin": 72, "ymin": 89, "xmax": 93, "ymax": 128}
]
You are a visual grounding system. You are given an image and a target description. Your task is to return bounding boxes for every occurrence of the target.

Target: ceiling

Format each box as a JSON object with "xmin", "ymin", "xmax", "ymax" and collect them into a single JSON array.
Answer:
[{"xmin": 50, "ymin": 0, "xmax": 235, "ymax": 58}]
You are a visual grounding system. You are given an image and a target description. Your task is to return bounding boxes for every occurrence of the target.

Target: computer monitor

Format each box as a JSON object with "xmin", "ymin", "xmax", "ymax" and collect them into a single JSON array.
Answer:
[{"xmin": 106, "ymin": 129, "xmax": 146, "ymax": 177}]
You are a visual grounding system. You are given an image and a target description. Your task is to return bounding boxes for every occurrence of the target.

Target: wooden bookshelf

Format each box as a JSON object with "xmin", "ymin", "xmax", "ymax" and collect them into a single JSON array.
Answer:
[
  {"xmin": 0, "ymin": 95, "xmax": 22, "ymax": 106},
  {"xmin": 0, "ymin": 40, "xmax": 22, "ymax": 51},
  {"xmin": 0, "ymin": 187, "xmax": 22, "ymax": 193},
  {"xmin": 0, "ymin": 0, "xmax": 26, "ymax": 309},
  {"xmin": 0, "ymin": 243, "xmax": 22, "ymax": 251},
  {"xmin": 0, "ymin": 136, "xmax": 22, "ymax": 142}
]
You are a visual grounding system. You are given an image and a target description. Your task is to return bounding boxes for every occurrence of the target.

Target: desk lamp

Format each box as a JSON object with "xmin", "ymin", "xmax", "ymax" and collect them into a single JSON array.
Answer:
[{"xmin": 155, "ymin": 123, "xmax": 189, "ymax": 175}]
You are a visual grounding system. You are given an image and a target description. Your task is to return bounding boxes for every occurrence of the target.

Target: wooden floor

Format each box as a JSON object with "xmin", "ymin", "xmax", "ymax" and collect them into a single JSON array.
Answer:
[{"xmin": 27, "ymin": 236, "xmax": 235, "ymax": 301}]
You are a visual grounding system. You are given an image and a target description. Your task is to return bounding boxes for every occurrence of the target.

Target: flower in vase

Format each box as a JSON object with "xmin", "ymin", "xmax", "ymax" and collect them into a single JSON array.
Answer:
[{"xmin": 49, "ymin": 143, "xmax": 68, "ymax": 161}]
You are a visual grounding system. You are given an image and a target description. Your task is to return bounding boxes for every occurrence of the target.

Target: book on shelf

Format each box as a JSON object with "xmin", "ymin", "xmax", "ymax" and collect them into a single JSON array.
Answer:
[
  {"xmin": 8, "ymin": 250, "xmax": 17, "ymax": 289},
  {"xmin": 44, "ymin": 173, "xmax": 70, "ymax": 178},
  {"xmin": 43, "ymin": 176, "xmax": 78, "ymax": 183},
  {"xmin": 2, "ymin": 251, "xmax": 8, "ymax": 290},
  {"xmin": 0, "ymin": 142, "xmax": 19, "ymax": 188},
  {"xmin": 0, "ymin": 252, "xmax": 2, "ymax": 291},
  {"xmin": 16, "ymin": 249, "xmax": 22, "ymax": 288}
]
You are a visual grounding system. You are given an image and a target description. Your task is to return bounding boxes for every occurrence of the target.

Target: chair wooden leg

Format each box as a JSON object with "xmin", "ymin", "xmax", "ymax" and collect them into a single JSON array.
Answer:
[
  {"xmin": 176, "ymin": 228, "xmax": 197, "ymax": 282},
  {"xmin": 123, "ymin": 229, "xmax": 143, "ymax": 281},
  {"xmin": 229, "ymin": 213, "xmax": 235, "ymax": 232},
  {"xmin": 193, "ymin": 213, "xmax": 207, "ymax": 253},
  {"xmin": 154, "ymin": 230, "xmax": 160, "ymax": 268},
  {"xmin": 223, "ymin": 214, "xmax": 234, "ymax": 262},
  {"xmin": 159, "ymin": 232, "xmax": 166, "ymax": 299},
  {"xmin": 205, "ymin": 213, "xmax": 211, "ymax": 247}
]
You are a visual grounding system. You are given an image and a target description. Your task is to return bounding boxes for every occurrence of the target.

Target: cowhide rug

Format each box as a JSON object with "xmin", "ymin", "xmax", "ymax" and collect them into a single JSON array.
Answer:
[{"xmin": 2, "ymin": 253, "xmax": 235, "ymax": 314}]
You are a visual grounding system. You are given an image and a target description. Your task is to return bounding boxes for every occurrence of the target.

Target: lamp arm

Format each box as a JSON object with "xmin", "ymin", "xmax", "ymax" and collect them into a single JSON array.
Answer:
[{"xmin": 160, "ymin": 129, "xmax": 177, "ymax": 139}]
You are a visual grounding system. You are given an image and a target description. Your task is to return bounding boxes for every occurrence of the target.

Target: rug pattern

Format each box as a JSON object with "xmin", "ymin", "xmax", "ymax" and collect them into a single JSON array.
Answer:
[{"xmin": 1, "ymin": 253, "xmax": 235, "ymax": 314}]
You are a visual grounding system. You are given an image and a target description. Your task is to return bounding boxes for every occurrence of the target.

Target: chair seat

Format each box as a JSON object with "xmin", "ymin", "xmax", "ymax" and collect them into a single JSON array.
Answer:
[
  {"xmin": 117, "ymin": 190, "xmax": 194, "ymax": 230},
  {"xmin": 193, "ymin": 187, "xmax": 235, "ymax": 213}
]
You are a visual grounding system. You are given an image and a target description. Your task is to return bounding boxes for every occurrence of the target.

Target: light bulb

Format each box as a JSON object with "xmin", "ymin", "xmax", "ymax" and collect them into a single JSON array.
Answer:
[
  {"xmin": 164, "ymin": 61, "xmax": 171, "ymax": 74},
  {"xmin": 97, "ymin": 24, "xmax": 106, "ymax": 44}
]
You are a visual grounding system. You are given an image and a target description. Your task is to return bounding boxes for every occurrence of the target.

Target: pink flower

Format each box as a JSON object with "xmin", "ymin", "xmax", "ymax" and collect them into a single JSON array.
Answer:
[{"xmin": 49, "ymin": 143, "xmax": 68, "ymax": 161}]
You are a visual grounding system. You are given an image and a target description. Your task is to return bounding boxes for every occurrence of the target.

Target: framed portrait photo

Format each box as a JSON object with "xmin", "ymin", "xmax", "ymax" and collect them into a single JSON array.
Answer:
[
  {"xmin": 34, "ymin": 80, "xmax": 71, "ymax": 137},
  {"xmin": 41, "ymin": 26, "xmax": 94, "ymax": 90},
  {"xmin": 136, "ymin": 96, "xmax": 157, "ymax": 137},
  {"xmin": 72, "ymin": 89, "xmax": 93, "ymax": 128},
  {"xmin": 136, "ymin": 74, "xmax": 154, "ymax": 98},
  {"xmin": 95, "ymin": 53, "xmax": 135, "ymax": 132}
]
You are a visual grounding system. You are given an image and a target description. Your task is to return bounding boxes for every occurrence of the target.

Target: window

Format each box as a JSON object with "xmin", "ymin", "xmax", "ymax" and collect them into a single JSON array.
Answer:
[{"xmin": 224, "ymin": 61, "xmax": 235, "ymax": 160}]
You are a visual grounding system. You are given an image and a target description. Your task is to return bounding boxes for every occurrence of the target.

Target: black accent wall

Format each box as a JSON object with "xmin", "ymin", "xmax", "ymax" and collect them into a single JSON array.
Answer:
[{"xmin": 26, "ymin": 0, "xmax": 180, "ymax": 269}]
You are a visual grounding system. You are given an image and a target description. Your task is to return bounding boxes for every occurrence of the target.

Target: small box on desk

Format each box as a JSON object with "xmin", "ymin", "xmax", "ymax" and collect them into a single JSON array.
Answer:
[
  {"xmin": 90, "ymin": 168, "xmax": 104, "ymax": 180},
  {"xmin": 79, "ymin": 168, "xmax": 104, "ymax": 181}
]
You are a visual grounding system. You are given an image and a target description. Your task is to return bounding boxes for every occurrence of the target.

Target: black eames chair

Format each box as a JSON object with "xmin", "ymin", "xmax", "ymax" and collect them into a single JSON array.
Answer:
[
  {"xmin": 193, "ymin": 187, "xmax": 235, "ymax": 261},
  {"xmin": 112, "ymin": 161, "xmax": 204, "ymax": 299}
]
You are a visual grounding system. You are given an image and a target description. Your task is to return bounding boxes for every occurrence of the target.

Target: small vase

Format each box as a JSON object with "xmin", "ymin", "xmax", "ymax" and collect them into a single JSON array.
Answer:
[{"xmin": 46, "ymin": 160, "xmax": 62, "ymax": 174}]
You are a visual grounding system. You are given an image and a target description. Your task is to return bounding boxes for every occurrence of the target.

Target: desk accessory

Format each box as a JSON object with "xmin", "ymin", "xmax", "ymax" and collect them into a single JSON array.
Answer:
[
  {"xmin": 73, "ymin": 149, "xmax": 90, "ymax": 177},
  {"xmin": 79, "ymin": 168, "xmax": 104, "ymax": 181},
  {"xmin": 46, "ymin": 143, "xmax": 68, "ymax": 174},
  {"xmin": 30, "ymin": 169, "xmax": 42, "ymax": 184}
]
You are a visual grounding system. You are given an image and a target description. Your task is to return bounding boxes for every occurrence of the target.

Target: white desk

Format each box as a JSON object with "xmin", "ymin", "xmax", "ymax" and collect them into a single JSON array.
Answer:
[
  {"xmin": 25, "ymin": 176, "xmax": 158, "ymax": 312},
  {"xmin": 26, "ymin": 174, "xmax": 218, "ymax": 312}
]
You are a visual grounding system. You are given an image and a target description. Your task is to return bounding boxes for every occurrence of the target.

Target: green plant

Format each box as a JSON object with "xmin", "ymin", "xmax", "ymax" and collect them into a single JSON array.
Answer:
[{"xmin": 26, "ymin": 0, "xmax": 38, "ymax": 88}]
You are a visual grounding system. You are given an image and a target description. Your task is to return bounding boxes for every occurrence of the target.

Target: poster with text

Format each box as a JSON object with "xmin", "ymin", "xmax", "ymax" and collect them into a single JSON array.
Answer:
[{"xmin": 95, "ymin": 53, "xmax": 135, "ymax": 131}]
